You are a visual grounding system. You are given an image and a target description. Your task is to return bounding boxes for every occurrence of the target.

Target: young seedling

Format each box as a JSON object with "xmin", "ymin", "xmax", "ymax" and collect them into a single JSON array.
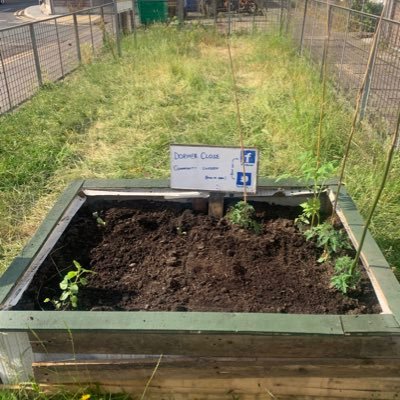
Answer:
[
  {"xmin": 92, "ymin": 211, "xmax": 106, "ymax": 226},
  {"xmin": 44, "ymin": 260, "xmax": 94, "ymax": 310},
  {"xmin": 226, "ymin": 201, "xmax": 261, "ymax": 233},
  {"xmin": 298, "ymin": 152, "xmax": 336, "ymax": 227},
  {"xmin": 304, "ymin": 222, "xmax": 352, "ymax": 263},
  {"xmin": 280, "ymin": 152, "xmax": 336, "ymax": 228},
  {"xmin": 331, "ymin": 256, "xmax": 360, "ymax": 294}
]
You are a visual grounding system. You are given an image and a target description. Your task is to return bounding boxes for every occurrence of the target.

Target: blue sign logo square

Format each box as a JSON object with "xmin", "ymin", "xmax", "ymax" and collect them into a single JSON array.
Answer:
[
  {"xmin": 241, "ymin": 150, "xmax": 256, "ymax": 165},
  {"xmin": 236, "ymin": 172, "xmax": 252, "ymax": 187}
]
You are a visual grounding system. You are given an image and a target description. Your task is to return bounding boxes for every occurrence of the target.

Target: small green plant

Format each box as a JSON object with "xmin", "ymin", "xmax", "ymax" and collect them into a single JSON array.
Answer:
[
  {"xmin": 295, "ymin": 197, "xmax": 321, "ymax": 227},
  {"xmin": 304, "ymin": 222, "xmax": 352, "ymax": 263},
  {"xmin": 331, "ymin": 256, "xmax": 360, "ymax": 294},
  {"xmin": 226, "ymin": 201, "xmax": 261, "ymax": 233},
  {"xmin": 92, "ymin": 211, "xmax": 106, "ymax": 226},
  {"xmin": 280, "ymin": 152, "xmax": 336, "ymax": 227},
  {"xmin": 176, "ymin": 226, "xmax": 187, "ymax": 236},
  {"xmin": 299, "ymin": 153, "xmax": 336, "ymax": 226},
  {"xmin": 44, "ymin": 260, "xmax": 94, "ymax": 310}
]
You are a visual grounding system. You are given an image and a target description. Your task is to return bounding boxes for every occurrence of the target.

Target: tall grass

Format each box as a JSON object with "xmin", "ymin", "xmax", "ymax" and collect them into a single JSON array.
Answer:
[
  {"xmin": 0, "ymin": 25, "xmax": 399, "ymax": 275},
  {"xmin": 0, "ymin": 387, "xmax": 131, "ymax": 399}
]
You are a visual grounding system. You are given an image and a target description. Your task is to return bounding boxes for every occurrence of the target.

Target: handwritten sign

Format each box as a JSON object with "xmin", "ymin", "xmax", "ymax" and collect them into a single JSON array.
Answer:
[{"xmin": 170, "ymin": 145, "xmax": 259, "ymax": 192}]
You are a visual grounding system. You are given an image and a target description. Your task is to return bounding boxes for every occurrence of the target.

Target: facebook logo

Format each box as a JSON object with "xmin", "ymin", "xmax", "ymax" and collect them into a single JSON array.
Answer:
[
  {"xmin": 241, "ymin": 150, "xmax": 256, "ymax": 165},
  {"xmin": 236, "ymin": 172, "xmax": 252, "ymax": 187}
]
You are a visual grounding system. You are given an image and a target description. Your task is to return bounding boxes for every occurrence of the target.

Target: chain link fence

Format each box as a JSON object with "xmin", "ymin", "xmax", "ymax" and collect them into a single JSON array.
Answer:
[{"xmin": 0, "ymin": 2, "xmax": 133, "ymax": 114}]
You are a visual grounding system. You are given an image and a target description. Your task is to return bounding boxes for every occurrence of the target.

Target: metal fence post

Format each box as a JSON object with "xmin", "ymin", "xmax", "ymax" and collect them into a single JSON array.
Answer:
[
  {"xmin": 360, "ymin": 28, "xmax": 380, "ymax": 120},
  {"xmin": 73, "ymin": 14, "xmax": 82, "ymax": 63},
  {"xmin": 285, "ymin": 0, "xmax": 291, "ymax": 35},
  {"xmin": 113, "ymin": 1, "xmax": 122, "ymax": 57},
  {"xmin": 49, "ymin": 0, "xmax": 55, "ymax": 15},
  {"xmin": 88, "ymin": 13, "xmax": 96, "ymax": 54},
  {"xmin": 177, "ymin": 0, "xmax": 184, "ymax": 26},
  {"xmin": 280, "ymin": 0, "xmax": 284, "ymax": 35},
  {"xmin": 29, "ymin": 24, "xmax": 42, "ymax": 86},
  {"xmin": 129, "ymin": 9, "xmax": 134, "ymax": 32},
  {"xmin": 0, "ymin": 48, "xmax": 12, "ymax": 110},
  {"xmin": 131, "ymin": 0, "xmax": 137, "ymax": 46},
  {"xmin": 54, "ymin": 19, "xmax": 65, "ymax": 77},
  {"xmin": 227, "ymin": 0, "xmax": 232, "ymax": 36},
  {"xmin": 320, "ymin": 4, "xmax": 332, "ymax": 81},
  {"xmin": 299, "ymin": 0, "xmax": 308, "ymax": 54},
  {"xmin": 338, "ymin": 7, "xmax": 351, "ymax": 82},
  {"xmin": 213, "ymin": 0, "xmax": 217, "ymax": 26}
]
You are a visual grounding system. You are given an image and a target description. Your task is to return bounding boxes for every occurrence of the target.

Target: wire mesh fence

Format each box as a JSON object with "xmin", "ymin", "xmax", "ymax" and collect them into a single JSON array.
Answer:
[
  {"xmin": 0, "ymin": 2, "xmax": 124, "ymax": 115},
  {"xmin": 1, "ymin": 0, "xmax": 400, "ymax": 133},
  {"xmin": 181, "ymin": 0, "xmax": 289, "ymax": 35},
  {"xmin": 291, "ymin": 0, "xmax": 400, "ymax": 133}
]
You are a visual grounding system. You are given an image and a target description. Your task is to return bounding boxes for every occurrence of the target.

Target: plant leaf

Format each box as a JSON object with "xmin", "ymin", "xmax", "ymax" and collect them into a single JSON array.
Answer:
[
  {"xmin": 73, "ymin": 260, "xmax": 82, "ymax": 271},
  {"xmin": 79, "ymin": 277, "xmax": 88, "ymax": 286},
  {"xmin": 71, "ymin": 295, "xmax": 78, "ymax": 308},
  {"xmin": 60, "ymin": 281, "xmax": 68, "ymax": 290},
  {"xmin": 60, "ymin": 291, "xmax": 70, "ymax": 301},
  {"xmin": 70, "ymin": 284, "xmax": 79, "ymax": 294},
  {"xmin": 66, "ymin": 271, "xmax": 78, "ymax": 279}
]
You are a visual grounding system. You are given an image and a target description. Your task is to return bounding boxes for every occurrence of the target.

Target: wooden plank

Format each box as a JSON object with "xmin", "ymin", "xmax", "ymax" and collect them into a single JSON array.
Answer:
[
  {"xmin": 0, "ymin": 311, "xmax": 344, "ymax": 335},
  {"xmin": 82, "ymin": 179, "xmax": 170, "ymax": 189},
  {"xmin": 27, "ymin": 331, "xmax": 400, "ymax": 358},
  {"xmin": 31, "ymin": 374, "xmax": 400, "ymax": 399},
  {"xmin": 32, "ymin": 357, "xmax": 400, "ymax": 382},
  {"xmin": 81, "ymin": 178, "xmax": 338, "ymax": 191},
  {"xmin": 333, "ymin": 188, "xmax": 400, "ymax": 319},
  {"xmin": 1, "ymin": 195, "xmax": 86, "ymax": 310},
  {"xmin": 0, "ymin": 180, "xmax": 84, "ymax": 306},
  {"xmin": 341, "ymin": 314, "xmax": 400, "ymax": 334}
]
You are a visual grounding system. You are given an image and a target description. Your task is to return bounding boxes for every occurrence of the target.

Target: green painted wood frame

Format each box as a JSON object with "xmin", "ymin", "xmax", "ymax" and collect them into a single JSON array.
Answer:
[{"xmin": 0, "ymin": 178, "xmax": 400, "ymax": 336}]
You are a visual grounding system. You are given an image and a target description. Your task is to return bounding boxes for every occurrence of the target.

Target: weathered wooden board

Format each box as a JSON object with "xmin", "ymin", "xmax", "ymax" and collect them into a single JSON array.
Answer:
[
  {"xmin": 32, "ymin": 357, "xmax": 400, "ymax": 382},
  {"xmin": 28, "ymin": 331, "xmax": 400, "ymax": 358},
  {"xmin": 31, "ymin": 367, "xmax": 400, "ymax": 400}
]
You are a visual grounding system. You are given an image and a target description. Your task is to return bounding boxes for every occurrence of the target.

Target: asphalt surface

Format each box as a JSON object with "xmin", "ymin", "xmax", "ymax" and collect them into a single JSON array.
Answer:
[{"xmin": 0, "ymin": 0, "xmax": 35, "ymax": 28}]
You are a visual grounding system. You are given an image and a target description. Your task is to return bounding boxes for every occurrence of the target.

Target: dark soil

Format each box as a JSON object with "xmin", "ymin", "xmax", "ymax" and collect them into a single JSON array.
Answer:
[{"xmin": 17, "ymin": 200, "xmax": 381, "ymax": 314}]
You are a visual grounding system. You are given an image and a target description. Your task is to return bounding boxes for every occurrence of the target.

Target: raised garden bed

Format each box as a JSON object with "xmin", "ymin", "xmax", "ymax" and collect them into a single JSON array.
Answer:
[{"xmin": 1, "ymin": 178, "xmax": 400, "ymax": 399}]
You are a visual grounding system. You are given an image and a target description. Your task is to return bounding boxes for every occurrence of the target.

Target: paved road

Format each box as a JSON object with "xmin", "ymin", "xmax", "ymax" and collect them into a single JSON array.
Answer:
[{"xmin": 0, "ymin": 0, "xmax": 35, "ymax": 28}]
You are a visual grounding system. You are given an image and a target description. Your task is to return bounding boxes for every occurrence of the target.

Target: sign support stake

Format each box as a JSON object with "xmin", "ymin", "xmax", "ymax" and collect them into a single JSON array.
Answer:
[{"xmin": 208, "ymin": 193, "xmax": 225, "ymax": 218}]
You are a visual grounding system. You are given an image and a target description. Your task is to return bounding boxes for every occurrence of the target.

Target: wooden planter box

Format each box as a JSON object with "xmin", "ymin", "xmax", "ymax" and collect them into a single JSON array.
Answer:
[{"xmin": 1, "ymin": 179, "xmax": 400, "ymax": 399}]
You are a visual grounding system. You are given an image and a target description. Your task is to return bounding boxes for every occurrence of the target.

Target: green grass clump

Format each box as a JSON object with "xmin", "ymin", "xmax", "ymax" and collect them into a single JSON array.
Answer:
[
  {"xmin": 0, "ymin": 387, "xmax": 131, "ymax": 399},
  {"xmin": 0, "ymin": 24, "xmax": 399, "ymax": 277}
]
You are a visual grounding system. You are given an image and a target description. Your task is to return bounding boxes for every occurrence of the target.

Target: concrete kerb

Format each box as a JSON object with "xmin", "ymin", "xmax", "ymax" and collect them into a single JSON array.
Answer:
[
  {"xmin": 23, "ymin": 5, "xmax": 103, "ymax": 23},
  {"xmin": 23, "ymin": 5, "xmax": 57, "ymax": 21}
]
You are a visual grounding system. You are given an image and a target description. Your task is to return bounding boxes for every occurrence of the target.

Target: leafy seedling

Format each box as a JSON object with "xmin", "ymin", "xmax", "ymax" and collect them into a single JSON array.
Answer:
[
  {"xmin": 92, "ymin": 211, "xmax": 106, "ymax": 226},
  {"xmin": 280, "ymin": 152, "xmax": 336, "ymax": 227},
  {"xmin": 44, "ymin": 260, "xmax": 94, "ymax": 310},
  {"xmin": 226, "ymin": 201, "xmax": 261, "ymax": 233},
  {"xmin": 331, "ymin": 256, "xmax": 360, "ymax": 294},
  {"xmin": 295, "ymin": 197, "xmax": 321, "ymax": 227},
  {"xmin": 304, "ymin": 222, "xmax": 352, "ymax": 262}
]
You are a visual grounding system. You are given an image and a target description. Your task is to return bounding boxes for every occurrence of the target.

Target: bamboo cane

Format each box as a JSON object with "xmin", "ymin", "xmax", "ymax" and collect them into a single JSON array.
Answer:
[
  {"xmin": 350, "ymin": 111, "xmax": 400, "ymax": 275},
  {"xmin": 227, "ymin": 39, "xmax": 248, "ymax": 203}
]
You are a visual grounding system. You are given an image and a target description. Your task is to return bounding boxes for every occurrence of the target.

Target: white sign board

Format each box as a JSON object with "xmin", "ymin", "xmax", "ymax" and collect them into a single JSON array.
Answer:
[{"xmin": 170, "ymin": 145, "xmax": 259, "ymax": 192}]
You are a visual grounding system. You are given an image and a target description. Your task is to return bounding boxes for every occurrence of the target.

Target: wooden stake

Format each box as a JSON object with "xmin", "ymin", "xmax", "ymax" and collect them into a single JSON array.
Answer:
[{"xmin": 208, "ymin": 192, "xmax": 225, "ymax": 218}]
